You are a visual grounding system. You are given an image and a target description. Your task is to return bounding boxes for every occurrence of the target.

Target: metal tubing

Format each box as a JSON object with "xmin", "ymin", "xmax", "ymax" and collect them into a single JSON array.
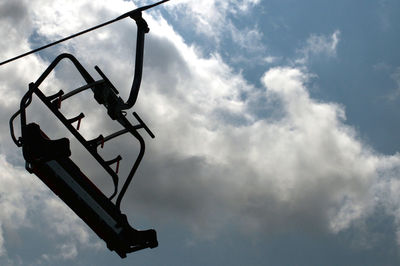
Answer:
[
  {"xmin": 61, "ymin": 80, "xmax": 105, "ymax": 102},
  {"xmin": 119, "ymin": 19, "xmax": 148, "ymax": 110},
  {"xmin": 115, "ymin": 115, "xmax": 146, "ymax": 210},
  {"xmin": 33, "ymin": 53, "xmax": 96, "ymax": 87}
]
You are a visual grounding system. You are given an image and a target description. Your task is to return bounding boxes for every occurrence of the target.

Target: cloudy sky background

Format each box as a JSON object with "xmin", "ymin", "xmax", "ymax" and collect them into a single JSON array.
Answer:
[{"xmin": 1, "ymin": 0, "xmax": 400, "ymax": 265}]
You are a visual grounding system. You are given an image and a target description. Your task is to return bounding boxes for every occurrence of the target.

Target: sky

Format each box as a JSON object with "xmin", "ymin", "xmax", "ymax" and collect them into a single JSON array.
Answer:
[{"xmin": 0, "ymin": 0, "xmax": 400, "ymax": 265}]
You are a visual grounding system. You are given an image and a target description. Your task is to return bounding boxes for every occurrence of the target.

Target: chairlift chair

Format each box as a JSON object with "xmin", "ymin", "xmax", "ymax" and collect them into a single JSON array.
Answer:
[{"xmin": 9, "ymin": 5, "xmax": 162, "ymax": 258}]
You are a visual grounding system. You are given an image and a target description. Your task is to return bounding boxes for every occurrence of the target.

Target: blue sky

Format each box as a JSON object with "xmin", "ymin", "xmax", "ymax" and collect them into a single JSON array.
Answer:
[{"xmin": 1, "ymin": 0, "xmax": 400, "ymax": 265}]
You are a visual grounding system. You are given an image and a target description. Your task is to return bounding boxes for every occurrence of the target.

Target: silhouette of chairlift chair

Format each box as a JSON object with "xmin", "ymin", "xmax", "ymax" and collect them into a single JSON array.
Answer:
[{"xmin": 9, "ymin": 12, "xmax": 157, "ymax": 258}]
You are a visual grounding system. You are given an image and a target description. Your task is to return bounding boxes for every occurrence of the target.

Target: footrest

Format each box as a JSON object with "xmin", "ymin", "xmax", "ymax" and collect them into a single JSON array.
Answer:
[
  {"xmin": 106, "ymin": 155, "xmax": 123, "ymax": 174},
  {"xmin": 47, "ymin": 90, "xmax": 64, "ymax": 102},
  {"xmin": 87, "ymin": 134, "xmax": 105, "ymax": 149},
  {"xmin": 67, "ymin": 113, "xmax": 85, "ymax": 130},
  {"xmin": 48, "ymin": 90, "xmax": 64, "ymax": 109}
]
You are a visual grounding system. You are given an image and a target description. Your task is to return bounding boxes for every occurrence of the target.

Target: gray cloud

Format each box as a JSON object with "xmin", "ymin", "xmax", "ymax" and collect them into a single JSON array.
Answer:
[{"xmin": 0, "ymin": 1, "xmax": 27, "ymax": 25}]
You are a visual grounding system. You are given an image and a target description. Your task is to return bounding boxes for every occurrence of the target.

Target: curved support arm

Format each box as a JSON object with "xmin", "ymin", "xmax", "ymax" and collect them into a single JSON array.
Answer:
[
  {"xmin": 118, "ymin": 14, "xmax": 149, "ymax": 110},
  {"xmin": 23, "ymin": 15, "xmax": 149, "ymax": 118}
]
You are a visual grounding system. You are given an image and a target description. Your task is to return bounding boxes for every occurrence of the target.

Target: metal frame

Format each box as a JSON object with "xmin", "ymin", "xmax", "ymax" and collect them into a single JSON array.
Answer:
[{"xmin": 9, "ymin": 11, "xmax": 158, "ymax": 258}]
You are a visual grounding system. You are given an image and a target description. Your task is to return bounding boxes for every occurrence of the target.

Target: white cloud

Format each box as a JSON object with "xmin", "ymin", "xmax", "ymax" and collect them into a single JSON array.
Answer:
[
  {"xmin": 296, "ymin": 30, "xmax": 341, "ymax": 64},
  {"xmin": 42, "ymin": 199, "xmax": 91, "ymax": 246},
  {"xmin": 165, "ymin": 0, "xmax": 265, "ymax": 53},
  {"xmin": 263, "ymin": 56, "xmax": 280, "ymax": 64},
  {"xmin": 228, "ymin": 22, "xmax": 265, "ymax": 52}
]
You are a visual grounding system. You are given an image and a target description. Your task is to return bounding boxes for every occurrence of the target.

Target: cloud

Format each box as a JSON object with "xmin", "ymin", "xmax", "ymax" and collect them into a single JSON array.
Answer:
[
  {"xmin": 0, "ymin": 155, "xmax": 43, "ymax": 257},
  {"xmin": 166, "ymin": 0, "xmax": 260, "ymax": 36},
  {"xmin": 391, "ymin": 67, "xmax": 400, "ymax": 93},
  {"xmin": 0, "ymin": 150, "xmax": 103, "ymax": 261},
  {"xmin": 165, "ymin": 0, "xmax": 266, "ymax": 56},
  {"xmin": 2, "ymin": 0, "xmax": 400, "ymax": 263},
  {"xmin": 130, "ymin": 61, "xmax": 396, "ymax": 239},
  {"xmin": 373, "ymin": 156, "xmax": 400, "ymax": 245},
  {"xmin": 58, "ymin": 243, "xmax": 78, "ymax": 260},
  {"xmin": 233, "ymin": 67, "xmax": 379, "ymax": 233},
  {"xmin": 263, "ymin": 56, "xmax": 281, "ymax": 64},
  {"xmin": 296, "ymin": 30, "xmax": 341, "ymax": 64},
  {"xmin": 227, "ymin": 22, "xmax": 265, "ymax": 53}
]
